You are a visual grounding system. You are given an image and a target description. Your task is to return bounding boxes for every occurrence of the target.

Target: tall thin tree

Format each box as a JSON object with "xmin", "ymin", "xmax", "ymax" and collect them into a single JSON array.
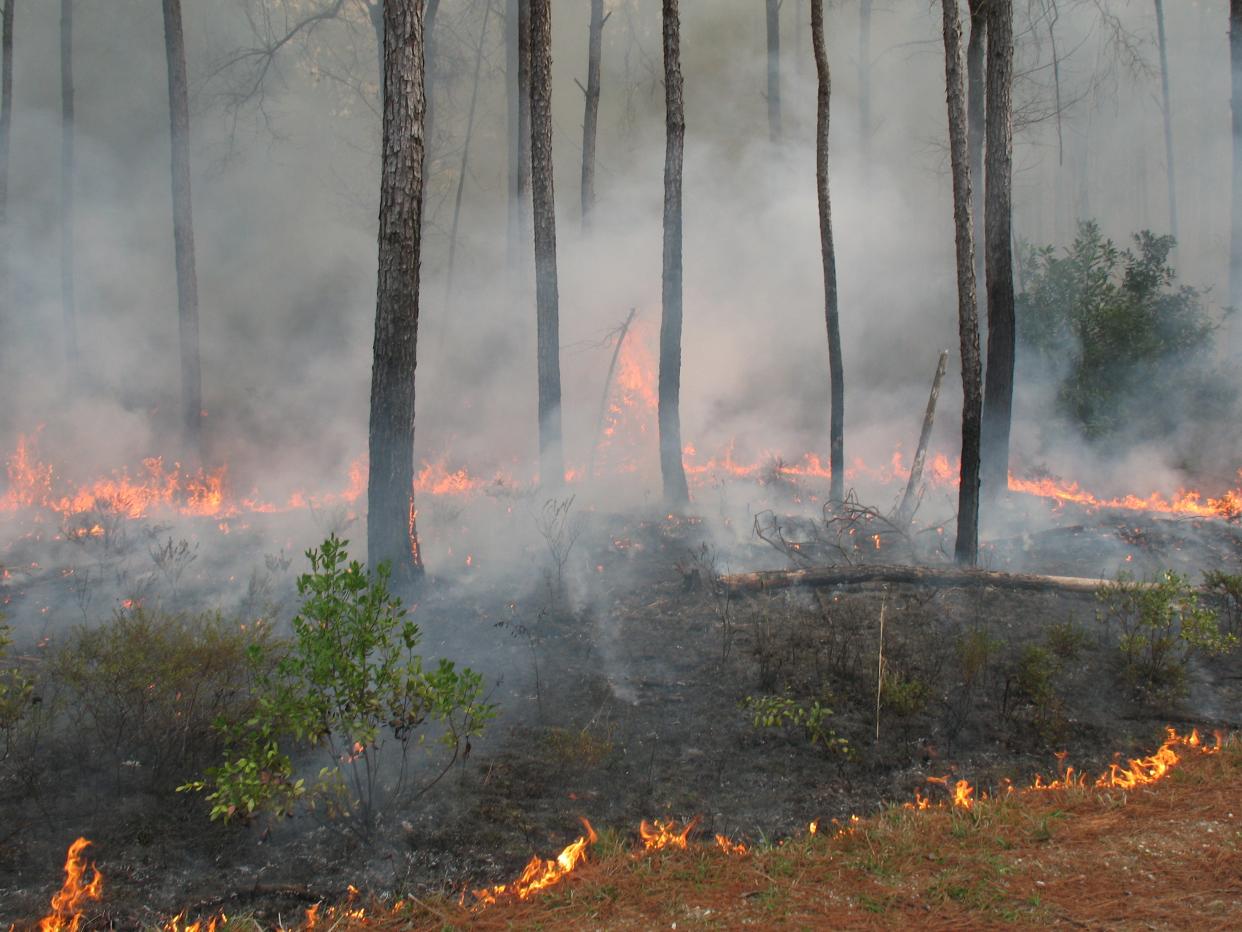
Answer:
[
  {"xmin": 529, "ymin": 0, "xmax": 563, "ymax": 485},
  {"xmin": 859, "ymin": 0, "xmax": 872, "ymax": 159},
  {"xmin": 940, "ymin": 0, "xmax": 982, "ymax": 565},
  {"xmin": 765, "ymin": 0, "xmax": 781, "ymax": 143},
  {"xmin": 61, "ymin": 0, "xmax": 78, "ymax": 387},
  {"xmin": 812, "ymin": 0, "xmax": 844, "ymax": 504},
  {"xmin": 978, "ymin": 0, "xmax": 1015, "ymax": 503},
  {"xmin": 505, "ymin": 0, "xmax": 530, "ymax": 271},
  {"xmin": 161, "ymin": 0, "xmax": 203, "ymax": 462},
  {"xmin": 580, "ymin": 0, "xmax": 607, "ymax": 229},
  {"xmin": 1231, "ymin": 1, "xmax": 1242, "ymax": 317},
  {"xmin": 367, "ymin": 0, "xmax": 426, "ymax": 584},
  {"xmin": 659, "ymin": 0, "xmax": 689, "ymax": 505},
  {"xmin": 1153, "ymin": 0, "xmax": 1177, "ymax": 240},
  {"xmin": 966, "ymin": 0, "xmax": 986, "ymax": 317},
  {"xmin": 1, "ymin": 0, "xmax": 14, "ymax": 350}
]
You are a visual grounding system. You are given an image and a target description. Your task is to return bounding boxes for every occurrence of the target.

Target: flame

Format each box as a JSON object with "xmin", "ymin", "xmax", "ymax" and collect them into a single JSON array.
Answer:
[
  {"xmin": 162, "ymin": 914, "xmax": 223, "ymax": 932},
  {"xmin": 37, "ymin": 838, "xmax": 103, "ymax": 932},
  {"xmin": 639, "ymin": 816, "xmax": 700, "ymax": 851},
  {"xmin": 715, "ymin": 833, "xmax": 748, "ymax": 855},
  {"xmin": 474, "ymin": 818, "xmax": 598, "ymax": 905},
  {"xmin": 808, "ymin": 820, "xmax": 819, "ymax": 836}
]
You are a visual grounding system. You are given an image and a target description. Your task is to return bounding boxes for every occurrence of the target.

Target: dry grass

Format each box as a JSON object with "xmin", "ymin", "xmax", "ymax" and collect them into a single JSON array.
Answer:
[{"xmin": 333, "ymin": 736, "xmax": 1242, "ymax": 931}]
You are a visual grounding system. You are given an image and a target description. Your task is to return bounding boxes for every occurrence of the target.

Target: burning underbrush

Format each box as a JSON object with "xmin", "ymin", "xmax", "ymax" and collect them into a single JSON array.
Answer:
[
  {"xmin": 3, "ymin": 417, "xmax": 1242, "ymax": 927},
  {"xmin": 22, "ymin": 729, "xmax": 1242, "ymax": 928}
]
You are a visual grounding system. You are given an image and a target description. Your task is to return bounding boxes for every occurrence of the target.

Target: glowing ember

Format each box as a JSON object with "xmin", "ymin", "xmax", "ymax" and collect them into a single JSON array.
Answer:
[
  {"xmin": 474, "ymin": 818, "xmax": 598, "ymax": 905},
  {"xmin": 37, "ymin": 838, "xmax": 103, "ymax": 932},
  {"xmin": 639, "ymin": 816, "xmax": 700, "ymax": 852}
]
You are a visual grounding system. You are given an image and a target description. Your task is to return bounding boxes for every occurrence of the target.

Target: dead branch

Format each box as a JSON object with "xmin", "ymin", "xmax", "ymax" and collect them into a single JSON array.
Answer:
[{"xmin": 721, "ymin": 563, "xmax": 1122, "ymax": 596}]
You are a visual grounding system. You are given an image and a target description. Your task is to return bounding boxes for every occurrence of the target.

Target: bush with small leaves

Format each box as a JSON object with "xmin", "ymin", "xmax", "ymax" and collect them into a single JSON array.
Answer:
[
  {"xmin": 1097, "ymin": 571, "xmax": 1237, "ymax": 702},
  {"xmin": 742, "ymin": 694, "xmax": 852, "ymax": 759},
  {"xmin": 181, "ymin": 535, "xmax": 496, "ymax": 840}
]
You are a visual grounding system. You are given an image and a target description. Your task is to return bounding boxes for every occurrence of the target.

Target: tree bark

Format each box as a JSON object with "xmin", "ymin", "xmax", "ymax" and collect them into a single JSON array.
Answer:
[
  {"xmin": 941, "ymin": 0, "xmax": 983, "ymax": 566},
  {"xmin": 766, "ymin": 0, "xmax": 781, "ymax": 143},
  {"xmin": 897, "ymin": 350, "xmax": 948, "ymax": 527},
  {"xmin": 660, "ymin": 0, "xmax": 690, "ymax": 505},
  {"xmin": 966, "ymin": 0, "xmax": 986, "ymax": 321},
  {"xmin": 0, "ymin": 0, "xmax": 11, "ymax": 346},
  {"xmin": 979, "ymin": 0, "xmax": 1014, "ymax": 505},
  {"xmin": 580, "ymin": 0, "xmax": 605, "ymax": 229},
  {"xmin": 812, "ymin": 1, "xmax": 845, "ymax": 504},
  {"xmin": 1232, "ymin": 1, "xmax": 1242, "ymax": 316},
  {"xmin": 61, "ymin": 0, "xmax": 78, "ymax": 388},
  {"xmin": 161, "ymin": 0, "xmax": 203, "ymax": 463},
  {"xmin": 859, "ymin": 0, "xmax": 872, "ymax": 160},
  {"xmin": 721, "ymin": 564, "xmax": 1118, "ymax": 596},
  {"xmin": 367, "ymin": 0, "xmax": 426, "ymax": 585},
  {"xmin": 529, "ymin": 0, "xmax": 563, "ymax": 486},
  {"xmin": 1154, "ymin": 0, "xmax": 1177, "ymax": 240}
]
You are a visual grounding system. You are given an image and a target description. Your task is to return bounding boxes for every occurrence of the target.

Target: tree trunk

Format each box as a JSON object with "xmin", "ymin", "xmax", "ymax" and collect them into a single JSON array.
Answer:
[
  {"xmin": 444, "ymin": 0, "xmax": 491, "ymax": 305},
  {"xmin": 0, "ymin": 0, "xmax": 11, "ymax": 346},
  {"xmin": 721, "ymin": 564, "xmax": 1119, "ymax": 597},
  {"xmin": 529, "ymin": 0, "xmax": 563, "ymax": 486},
  {"xmin": 61, "ymin": 0, "xmax": 78, "ymax": 388},
  {"xmin": 940, "ymin": 0, "xmax": 983, "ymax": 566},
  {"xmin": 1154, "ymin": 0, "xmax": 1177, "ymax": 240},
  {"xmin": 580, "ymin": 0, "xmax": 605, "ymax": 229},
  {"xmin": 859, "ymin": 0, "xmax": 872, "ymax": 159},
  {"xmin": 897, "ymin": 350, "xmax": 948, "ymax": 527},
  {"xmin": 979, "ymin": 0, "xmax": 1014, "ymax": 505},
  {"xmin": 660, "ymin": 0, "xmax": 689, "ymax": 505},
  {"xmin": 506, "ymin": 0, "xmax": 524, "ymax": 270},
  {"xmin": 515, "ymin": 0, "xmax": 532, "ymax": 279},
  {"xmin": 966, "ymin": 0, "xmax": 986, "ymax": 321},
  {"xmin": 765, "ymin": 0, "xmax": 781, "ymax": 143},
  {"xmin": 367, "ymin": 0, "xmax": 426, "ymax": 585},
  {"xmin": 1231, "ymin": 1, "xmax": 1242, "ymax": 317},
  {"xmin": 161, "ymin": 0, "xmax": 203, "ymax": 463},
  {"xmin": 812, "ymin": 1, "xmax": 844, "ymax": 504}
]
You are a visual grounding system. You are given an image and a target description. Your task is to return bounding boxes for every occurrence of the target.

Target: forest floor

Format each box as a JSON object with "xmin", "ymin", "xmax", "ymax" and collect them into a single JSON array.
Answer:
[{"xmin": 3, "ymin": 493, "xmax": 1242, "ymax": 928}]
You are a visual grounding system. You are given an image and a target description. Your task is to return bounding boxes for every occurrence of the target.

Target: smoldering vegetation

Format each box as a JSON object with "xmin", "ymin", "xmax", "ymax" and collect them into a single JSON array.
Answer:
[{"xmin": 1, "ymin": 0, "xmax": 1242, "ymax": 925}]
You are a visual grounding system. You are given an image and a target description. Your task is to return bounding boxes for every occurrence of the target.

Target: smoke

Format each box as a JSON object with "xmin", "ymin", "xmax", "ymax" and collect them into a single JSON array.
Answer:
[{"xmin": 0, "ymin": 0, "xmax": 1237, "ymax": 592}]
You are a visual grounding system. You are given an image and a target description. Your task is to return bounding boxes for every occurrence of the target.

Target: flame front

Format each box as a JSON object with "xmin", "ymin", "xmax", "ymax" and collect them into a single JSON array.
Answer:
[
  {"xmin": 37, "ymin": 838, "xmax": 103, "ymax": 932},
  {"xmin": 639, "ymin": 816, "xmax": 700, "ymax": 851},
  {"xmin": 474, "ymin": 818, "xmax": 598, "ymax": 905}
]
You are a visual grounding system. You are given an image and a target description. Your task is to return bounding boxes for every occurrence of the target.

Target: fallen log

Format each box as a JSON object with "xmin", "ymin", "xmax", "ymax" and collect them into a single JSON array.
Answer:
[{"xmin": 720, "ymin": 563, "xmax": 1120, "ymax": 595}]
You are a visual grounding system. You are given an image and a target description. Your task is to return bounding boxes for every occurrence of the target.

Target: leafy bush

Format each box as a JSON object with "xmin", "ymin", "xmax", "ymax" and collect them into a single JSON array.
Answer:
[
  {"xmin": 182, "ymin": 535, "xmax": 495, "ymax": 839},
  {"xmin": 1017, "ymin": 221, "xmax": 1230, "ymax": 442},
  {"xmin": 1010, "ymin": 645, "xmax": 1068, "ymax": 745},
  {"xmin": 48, "ymin": 609, "xmax": 271, "ymax": 789},
  {"xmin": 742, "ymin": 694, "xmax": 852, "ymax": 758},
  {"xmin": 1202, "ymin": 570, "xmax": 1242, "ymax": 637},
  {"xmin": 0, "ymin": 619, "xmax": 35, "ymax": 770},
  {"xmin": 1096, "ymin": 571, "xmax": 1237, "ymax": 702},
  {"xmin": 879, "ymin": 671, "xmax": 930, "ymax": 719}
]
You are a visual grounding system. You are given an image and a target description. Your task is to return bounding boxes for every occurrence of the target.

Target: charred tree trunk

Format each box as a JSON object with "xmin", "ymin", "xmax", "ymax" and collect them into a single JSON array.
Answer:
[
  {"xmin": 812, "ymin": 1, "xmax": 845, "ymax": 504},
  {"xmin": 859, "ymin": 0, "xmax": 872, "ymax": 160},
  {"xmin": 660, "ymin": 0, "xmax": 689, "ymax": 505},
  {"xmin": 1154, "ymin": 0, "xmax": 1177, "ymax": 240},
  {"xmin": 979, "ymin": 0, "xmax": 1015, "ymax": 504},
  {"xmin": 529, "ymin": 0, "xmax": 563, "ymax": 486},
  {"xmin": 61, "ymin": 0, "xmax": 78, "ymax": 388},
  {"xmin": 765, "ymin": 0, "xmax": 781, "ymax": 143},
  {"xmin": 0, "ymin": 0, "xmax": 10, "ymax": 341},
  {"xmin": 1231, "ymin": 1, "xmax": 1242, "ymax": 316},
  {"xmin": 941, "ymin": 0, "xmax": 983, "ymax": 566},
  {"xmin": 161, "ymin": 0, "xmax": 203, "ymax": 463},
  {"xmin": 580, "ymin": 0, "xmax": 606, "ymax": 229},
  {"xmin": 367, "ymin": 0, "xmax": 426, "ymax": 585},
  {"xmin": 966, "ymin": 0, "xmax": 986, "ymax": 319}
]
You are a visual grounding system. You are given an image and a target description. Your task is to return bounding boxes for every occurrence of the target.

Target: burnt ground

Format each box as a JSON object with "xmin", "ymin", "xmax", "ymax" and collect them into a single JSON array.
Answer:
[{"xmin": 2, "ymin": 497, "xmax": 1242, "ymax": 927}]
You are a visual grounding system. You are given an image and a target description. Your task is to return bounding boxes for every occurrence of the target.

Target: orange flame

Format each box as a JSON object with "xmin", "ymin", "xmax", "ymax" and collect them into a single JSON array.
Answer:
[
  {"xmin": 714, "ymin": 834, "xmax": 748, "ymax": 856},
  {"xmin": 38, "ymin": 838, "xmax": 103, "ymax": 932},
  {"xmin": 474, "ymin": 818, "xmax": 598, "ymax": 905},
  {"xmin": 639, "ymin": 816, "xmax": 701, "ymax": 852}
]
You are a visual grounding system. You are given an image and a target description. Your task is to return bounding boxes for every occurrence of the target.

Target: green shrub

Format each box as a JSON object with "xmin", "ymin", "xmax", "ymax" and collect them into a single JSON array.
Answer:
[
  {"xmin": 1044, "ymin": 621, "xmax": 1089, "ymax": 661},
  {"xmin": 0, "ymin": 619, "xmax": 35, "ymax": 768},
  {"xmin": 48, "ymin": 609, "xmax": 271, "ymax": 789},
  {"xmin": 181, "ymin": 535, "xmax": 496, "ymax": 839},
  {"xmin": 1202, "ymin": 570, "xmax": 1242, "ymax": 637},
  {"xmin": 879, "ymin": 671, "xmax": 930, "ymax": 719},
  {"xmin": 1011, "ymin": 645, "xmax": 1068, "ymax": 745},
  {"xmin": 1097, "ymin": 571, "xmax": 1237, "ymax": 702},
  {"xmin": 742, "ymin": 694, "xmax": 852, "ymax": 758},
  {"xmin": 1016, "ymin": 221, "xmax": 1230, "ymax": 443}
]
